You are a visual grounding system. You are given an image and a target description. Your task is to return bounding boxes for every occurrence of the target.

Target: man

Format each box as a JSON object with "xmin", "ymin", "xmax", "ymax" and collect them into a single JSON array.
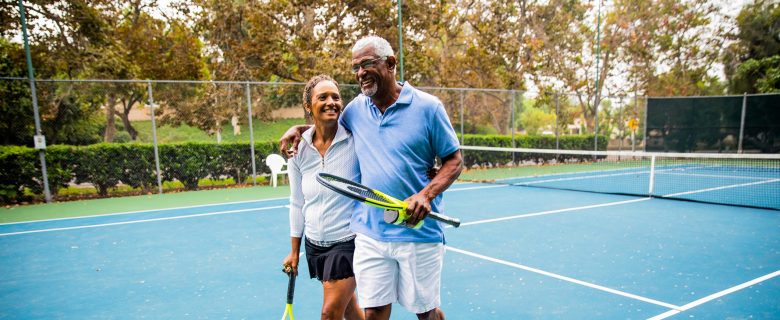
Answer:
[{"xmin": 279, "ymin": 36, "xmax": 462, "ymax": 320}]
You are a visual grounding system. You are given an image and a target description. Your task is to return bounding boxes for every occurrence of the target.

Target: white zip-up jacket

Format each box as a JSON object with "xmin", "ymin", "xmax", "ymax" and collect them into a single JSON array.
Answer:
[{"xmin": 288, "ymin": 124, "xmax": 361, "ymax": 243}]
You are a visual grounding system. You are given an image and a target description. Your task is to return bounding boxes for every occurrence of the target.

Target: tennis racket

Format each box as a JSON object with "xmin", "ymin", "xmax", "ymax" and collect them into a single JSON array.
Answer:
[
  {"xmin": 316, "ymin": 173, "xmax": 461, "ymax": 228},
  {"xmin": 281, "ymin": 266, "xmax": 296, "ymax": 320}
]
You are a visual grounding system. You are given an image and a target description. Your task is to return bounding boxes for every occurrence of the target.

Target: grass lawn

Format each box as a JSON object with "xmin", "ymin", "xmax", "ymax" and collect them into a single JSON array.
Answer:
[{"xmin": 129, "ymin": 118, "xmax": 306, "ymax": 144}]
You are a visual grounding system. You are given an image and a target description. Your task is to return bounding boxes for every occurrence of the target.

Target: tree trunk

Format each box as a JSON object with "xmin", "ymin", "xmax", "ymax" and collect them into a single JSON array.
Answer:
[
  {"xmin": 104, "ymin": 96, "xmax": 117, "ymax": 142},
  {"xmin": 119, "ymin": 110, "xmax": 138, "ymax": 140},
  {"xmin": 120, "ymin": 93, "xmax": 142, "ymax": 140}
]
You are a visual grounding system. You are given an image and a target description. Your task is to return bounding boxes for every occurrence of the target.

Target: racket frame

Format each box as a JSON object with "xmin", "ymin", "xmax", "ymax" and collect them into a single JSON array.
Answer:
[{"xmin": 316, "ymin": 173, "xmax": 460, "ymax": 228}]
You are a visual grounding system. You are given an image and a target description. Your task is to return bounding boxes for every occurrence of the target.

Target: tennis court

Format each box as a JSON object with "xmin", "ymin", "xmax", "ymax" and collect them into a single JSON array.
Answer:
[{"xmin": 1, "ymin": 148, "xmax": 779, "ymax": 319}]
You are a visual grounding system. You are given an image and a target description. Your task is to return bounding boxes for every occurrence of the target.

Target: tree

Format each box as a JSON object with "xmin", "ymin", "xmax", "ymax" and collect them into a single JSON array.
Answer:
[
  {"xmin": 724, "ymin": 0, "xmax": 780, "ymax": 93},
  {"xmin": 535, "ymin": 0, "xmax": 614, "ymax": 133},
  {"xmin": 0, "ymin": 39, "xmax": 35, "ymax": 145},
  {"xmin": 92, "ymin": 1, "xmax": 208, "ymax": 141},
  {"xmin": 518, "ymin": 98, "xmax": 556, "ymax": 135},
  {"xmin": 641, "ymin": 0, "xmax": 727, "ymax": 96}
]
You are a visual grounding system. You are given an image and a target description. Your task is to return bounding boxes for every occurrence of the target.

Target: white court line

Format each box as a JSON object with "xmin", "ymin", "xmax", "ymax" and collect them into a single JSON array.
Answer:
[
  {"xmin": 0, "ymin": 205, "xmax": 287, "ymax": 237},
  {"xmin": 446, "ymin": 246, "xmax": 681, "ymax": 310},
  {"xmin": 647, "ymin": 269, "xmax": 780, "ymax": 320},
  {"xmin": 663, "ymin": 178, "xmax": 780, "ymax": 198},
  {"xmin": 451, "ymin": 197, "xmax": 651, "ymax": 228},
  {"xmin": 0, "ymin": 197, "xmax": 290, "ymax": 226},
  {"xmin": 447, "ymin": 184, "xmax": 509, "ymax": 192}
]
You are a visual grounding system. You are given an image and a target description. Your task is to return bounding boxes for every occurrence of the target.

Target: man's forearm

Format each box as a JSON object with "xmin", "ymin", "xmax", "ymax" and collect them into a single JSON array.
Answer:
[{"xmin": 421, "ymin": 150, "xmax": 463, "ymax": 201}]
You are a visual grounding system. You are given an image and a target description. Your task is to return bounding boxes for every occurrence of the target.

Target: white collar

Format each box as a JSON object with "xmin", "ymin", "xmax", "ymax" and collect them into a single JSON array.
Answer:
[{"xmin": 301, "ymin": 123, "xmax": 350, "ymax": 145}]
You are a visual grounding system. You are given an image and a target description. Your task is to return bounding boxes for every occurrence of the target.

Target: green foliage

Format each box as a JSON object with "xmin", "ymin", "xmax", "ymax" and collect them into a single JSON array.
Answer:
[
  {"xmin": 37, "ymin": 82, "xmax": 105, "ymax": 145},
  {"xmin": 0, "ymin": 146, "xmax": 37, "ymax": 202},
  {"xmin": 0, "ymin": 39, "xmax": 35, "ymax": 146},
  {"xmin": 725, "ymin": 0, "xmax": 780, "ymax": 93},
  {"xmin": 519, "ymin": 106, "xmax": 556, "ymax": 135},
  {"xmin": 73, "ymin": 144, "xmax": 125, "ymax": 196},
  {"xmin": 159, "ymin": 142, "xmax": 219, "ymax": 190},
  {"xmin": 0, "ymin": 141, "xmax": 278, "ymax": 204},
  {"xmin": 0, "ymin": 145, "xmax": 73, "ymax": 202},
  {"xmin": 734, "ymin": 56, "xmax": 780, "ymax": 93},
  {"xmin": 461, "ymin": 134, "xmax": 607, "ymax": 168}
]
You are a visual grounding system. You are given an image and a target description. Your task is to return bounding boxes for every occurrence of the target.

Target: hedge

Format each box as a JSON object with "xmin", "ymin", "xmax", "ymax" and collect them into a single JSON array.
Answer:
[
  {"xmin": 461, "ymin": 134, "xmax": 608, "ymax": 168},
  {"xmin": 0, "ymin": 141, "xmax": 277, "ymax": 203},
  {"xmin": 0, "ymin": 134, "xmax": 605, "ymax": 203}
]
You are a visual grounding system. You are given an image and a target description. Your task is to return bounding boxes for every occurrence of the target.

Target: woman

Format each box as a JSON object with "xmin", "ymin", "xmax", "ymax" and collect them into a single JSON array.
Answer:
[{"xmin": 282, "ymin": 75, "xmax": 363, "ymax": 320}]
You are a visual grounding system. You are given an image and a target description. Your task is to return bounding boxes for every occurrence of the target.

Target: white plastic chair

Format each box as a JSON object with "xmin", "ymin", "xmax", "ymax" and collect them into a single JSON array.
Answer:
[{"xmin": 265, "ymin": 153, "xmax": 289, "ymax": 187}]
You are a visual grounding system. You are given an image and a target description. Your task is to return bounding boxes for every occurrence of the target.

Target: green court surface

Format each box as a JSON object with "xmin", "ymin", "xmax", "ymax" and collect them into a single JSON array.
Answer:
[{"xmin": 0, "ymin": 186, "xmax": 291, "ymax": 224}]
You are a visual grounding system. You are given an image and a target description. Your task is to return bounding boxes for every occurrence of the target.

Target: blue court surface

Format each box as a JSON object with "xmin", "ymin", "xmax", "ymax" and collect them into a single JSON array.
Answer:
[{"xmin": 1, "ymin": 183, "xmax": 779, "ymax": 319}]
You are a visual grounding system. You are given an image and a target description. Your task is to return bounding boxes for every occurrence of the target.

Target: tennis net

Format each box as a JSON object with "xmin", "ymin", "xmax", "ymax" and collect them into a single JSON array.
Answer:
[{"xmin": 458, "ymin": 146, "xmax": 780, "ymax": 210}]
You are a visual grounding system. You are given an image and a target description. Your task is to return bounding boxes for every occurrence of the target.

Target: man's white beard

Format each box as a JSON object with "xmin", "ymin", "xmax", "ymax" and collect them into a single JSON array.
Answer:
[{"xmin": 362, "ymin": 83, "xmax": 378, "ymax": 97}]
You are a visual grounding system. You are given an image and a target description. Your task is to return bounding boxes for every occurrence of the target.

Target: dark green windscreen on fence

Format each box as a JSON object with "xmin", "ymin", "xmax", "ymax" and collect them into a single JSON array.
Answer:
[
  {"xmin": 743, "ymin": 94, "xmax": 780, "ymax": 153},
  {"xmin": 646, "ymin": 95, "xmax": 779, "ymax": 153}
]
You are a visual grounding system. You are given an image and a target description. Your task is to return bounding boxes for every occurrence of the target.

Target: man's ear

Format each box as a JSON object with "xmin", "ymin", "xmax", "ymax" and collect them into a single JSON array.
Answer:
[{"xmin": 386, "ymin": 56, "xmax": 397, "ymax": 69}]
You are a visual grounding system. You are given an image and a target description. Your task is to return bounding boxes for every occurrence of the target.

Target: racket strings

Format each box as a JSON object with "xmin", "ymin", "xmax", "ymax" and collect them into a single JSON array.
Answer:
[{"xmin": 347, "ymin": 185, "xmax": 389, "ymax": 203}]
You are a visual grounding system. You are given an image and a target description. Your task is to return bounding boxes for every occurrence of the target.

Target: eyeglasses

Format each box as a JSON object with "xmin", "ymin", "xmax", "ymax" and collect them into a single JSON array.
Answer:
[{"xmin": 350, "ymin": 56, "xmax": 387, "ymax": 73}]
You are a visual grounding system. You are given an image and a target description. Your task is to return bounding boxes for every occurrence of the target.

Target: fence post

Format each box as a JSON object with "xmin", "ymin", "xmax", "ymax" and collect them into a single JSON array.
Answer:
[
  {"xmin": 594, "ymin": 98, "xmax": 599, "ymax": 151},
  {"xmin": 246, "ymin": 82, "xmax": 257, "ymax": 185},
  {"xmin": 19, "ymin": 0, "xmax": 52, "ymax": 202},
  {"xmin": 633, "ymin": 94, "xmax": 638, "ymax": 152},
  {"xmin": 459, "ymin": 91, "xmax": 464, "ymax": 144},
  {"xmin": 147, "ymin": 80, "xmax": 163, "ymax": 194},
  {"xmin": 511, "ymin": 90, "xmax": 516, "ymax": 164},
  {"xmin": 738, "ymin": 92, "xmax": 747, "ymax": 154}
]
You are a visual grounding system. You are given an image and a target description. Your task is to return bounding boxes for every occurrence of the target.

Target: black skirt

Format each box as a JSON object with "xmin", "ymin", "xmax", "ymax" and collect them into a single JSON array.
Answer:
[{"xmin": 304, "ymin": 238, "xmax": 356, "ymax": 281}]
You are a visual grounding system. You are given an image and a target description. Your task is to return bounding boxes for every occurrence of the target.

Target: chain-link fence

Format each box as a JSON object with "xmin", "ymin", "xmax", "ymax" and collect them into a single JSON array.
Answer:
[{"xmin": 4, "ymin": 77, "xmax": 775, "ymax": 203}]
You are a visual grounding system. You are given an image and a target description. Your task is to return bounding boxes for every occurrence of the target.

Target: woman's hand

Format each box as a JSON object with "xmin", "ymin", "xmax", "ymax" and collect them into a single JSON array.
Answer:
[{"xmin": 282, "ymin": 251, "xmax": 300, "ymax": 275}]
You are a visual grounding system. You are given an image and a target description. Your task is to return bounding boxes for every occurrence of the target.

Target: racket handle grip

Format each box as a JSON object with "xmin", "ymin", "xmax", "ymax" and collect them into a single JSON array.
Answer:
[
  {"xmin": 384, "ymin": 209, "xmax": 461, "ymax": 228},
  {"xmin": 429, "ymin": 211, "xmax": 461, "ymax": 228},
  {"xmin": 286, "ymin": 272, "xmax": 296, "ymax": 304}
]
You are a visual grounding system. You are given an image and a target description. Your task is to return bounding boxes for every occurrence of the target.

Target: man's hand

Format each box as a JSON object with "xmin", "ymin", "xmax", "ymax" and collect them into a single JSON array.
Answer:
[
  {"xmin": 403, "ymin": 192, "xmax": 432, "ymax": 227},
  {"xmin": 403, "ymin": 150, "xmax": 463, "ymax": 228},
  {"xmin": 278, "ymin": 125, "xmax": 311, "ymax": 158}
]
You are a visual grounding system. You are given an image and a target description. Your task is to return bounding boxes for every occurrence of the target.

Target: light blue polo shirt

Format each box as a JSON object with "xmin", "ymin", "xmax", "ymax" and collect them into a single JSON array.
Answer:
[{"xmin": 340, "ymin": 82, "xmax": 460, "ymax": 243}]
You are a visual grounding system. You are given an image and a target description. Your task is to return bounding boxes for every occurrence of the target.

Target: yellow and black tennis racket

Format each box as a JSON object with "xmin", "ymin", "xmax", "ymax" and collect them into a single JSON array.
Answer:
[
  {"xmin": 281, "ymin": 267, "xmax": 296, "ymax": 320},
  {"xmin": 316, "ymin": 173, "xmax": 461, "ymax": 228}
]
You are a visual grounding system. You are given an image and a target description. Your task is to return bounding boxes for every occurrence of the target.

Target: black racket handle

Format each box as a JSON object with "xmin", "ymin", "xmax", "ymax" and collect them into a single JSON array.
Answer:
[
  {"xmin": 286, "ymin": 271, "xmax": 296, "ymax": 304},
  {"xmin": 429, "ymin": 211, "xmax": 461, "ymax": 228}
]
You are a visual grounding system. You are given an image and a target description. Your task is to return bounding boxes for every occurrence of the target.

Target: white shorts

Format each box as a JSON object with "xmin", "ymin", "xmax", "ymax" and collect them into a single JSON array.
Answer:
[{"xmin": 353, "ymin": 233, "xmax": 445, "ymax": 314}]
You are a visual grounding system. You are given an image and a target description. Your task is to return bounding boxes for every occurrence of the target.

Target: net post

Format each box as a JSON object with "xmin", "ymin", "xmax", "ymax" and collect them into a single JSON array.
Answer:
[
  {"xmin": 246, "ymin": 82, "xmax": 257, "ymax": 186},
  {"xmin": 555, "ymin": 92, "xmax": 560, "ymax": 150},
  {"xmin": 642, "ymin": 96, "xmax": 648, "ymax": 152},
  {"xmin": 511, "ymin": 90, "xmax": 516, "ymax": 164},
  {"xmin": 738, "ymin": 92, "xmax": 747, "ymax": 154},
  {"xmin": 147, "ymin": 80, "xmax": 163, "ymax": 194},
  {"xmin": 648, "ymin": 155, "xmax": 656, "ymax": 195}
]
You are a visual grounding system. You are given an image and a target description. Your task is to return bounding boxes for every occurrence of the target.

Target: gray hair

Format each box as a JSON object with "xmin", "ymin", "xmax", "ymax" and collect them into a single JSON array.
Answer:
[{"xmin": 352, "ymin": 36, "xmax": 394, "ymax": 58}]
